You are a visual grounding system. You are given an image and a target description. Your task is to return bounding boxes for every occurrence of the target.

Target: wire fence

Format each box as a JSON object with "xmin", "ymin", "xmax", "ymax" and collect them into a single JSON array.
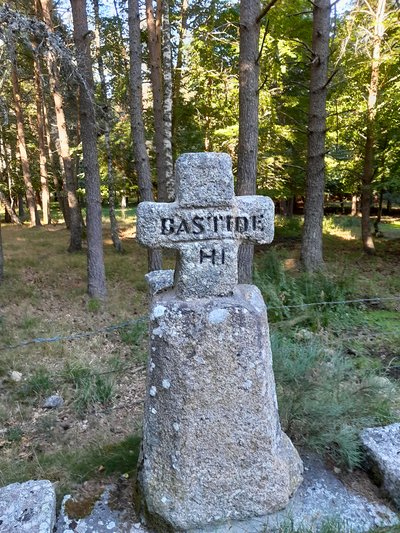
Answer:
[{"xmin": 0, "ymin": 295, "xmax": 399, "ymax": 352}]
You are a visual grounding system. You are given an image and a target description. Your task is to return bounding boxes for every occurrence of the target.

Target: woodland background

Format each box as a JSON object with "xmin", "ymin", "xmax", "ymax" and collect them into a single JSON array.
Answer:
[{"xmin": 0, "ymin": 0, "xmax": 399, "ymax": 295}]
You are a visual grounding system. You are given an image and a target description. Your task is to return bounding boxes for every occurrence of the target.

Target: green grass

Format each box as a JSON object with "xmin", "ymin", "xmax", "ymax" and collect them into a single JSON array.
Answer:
[
  {"xmin": 272, "ymin": 332, "xmax": 398, "ymax": 468},
  {"xmin": 254, "ymin": 250, "xmax": 355, "ymax": 325},
  {"xmin": 62, "ymin": 361, "xmax": 115, "ymax": 414},
  {"xmin": 0, "ymin": 434, "xmax": 141, "ymax": 495}
]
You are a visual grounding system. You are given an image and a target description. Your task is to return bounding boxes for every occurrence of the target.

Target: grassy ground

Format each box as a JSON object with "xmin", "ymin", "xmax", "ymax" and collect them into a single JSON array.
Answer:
[{"xmin": 0, "ymin": 210, "xmax": 399, "ymax": 529}]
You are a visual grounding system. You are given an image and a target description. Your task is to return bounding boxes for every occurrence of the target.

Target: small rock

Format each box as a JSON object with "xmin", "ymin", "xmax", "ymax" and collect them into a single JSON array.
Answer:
[
  {"xmin": 9, "ymin": 370, "xmax": 22, "ymax": 382},
  {"xmin": 43, "ymin": 395, "xmax": 64, "ymax": 409},
  {"xmin": 0, "ymin": 480, "xmax": 56, "ymax": 532},
  {"xmin": 360, "ymin": 423, "xmax": 400, "ymax": 508}
]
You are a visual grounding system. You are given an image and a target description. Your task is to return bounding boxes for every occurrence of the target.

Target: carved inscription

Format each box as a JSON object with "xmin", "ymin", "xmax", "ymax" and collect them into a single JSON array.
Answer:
[
  {"xmin": 161, "ymin": 214, "xmax": 265, "ymax": 237},
  {"xmin": 199, "ymin": 248, "xmax": 225, "ymax": 265}
]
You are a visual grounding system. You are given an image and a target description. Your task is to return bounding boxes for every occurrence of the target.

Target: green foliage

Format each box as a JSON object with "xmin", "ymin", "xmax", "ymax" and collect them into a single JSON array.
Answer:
[
  {"xmin": 120, "ymin": 320, "xmax": 148, "ymax": 364},
  {"xmin": 254, "ymin": 250, "xmax": 353, "ymax": 324},
  {"xmin": 6, "ymin": 427, "xmax": 23, "ymax": 443},
  {"xmin": 63, "ymin": 362, "xmax": 114, "ymax": 414},
  {"xmin": 21, "ymin": 368, "xmax": 53, "ymax": 397},
  {"xmin": 87, "ymin": 298, "xmax": 102, "ymax": 313},
  {"xmin": 272, "ymin": 332, "xmax": 397, "ymax": 468}
]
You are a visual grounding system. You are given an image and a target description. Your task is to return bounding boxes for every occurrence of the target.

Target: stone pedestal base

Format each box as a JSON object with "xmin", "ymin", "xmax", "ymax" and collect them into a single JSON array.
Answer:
[{"xmin": 137, "ymin": 285, "xmax": 303, "ymax": 532}]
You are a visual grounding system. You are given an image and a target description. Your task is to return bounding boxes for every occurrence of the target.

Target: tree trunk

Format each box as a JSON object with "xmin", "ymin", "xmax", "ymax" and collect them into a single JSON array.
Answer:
[
  {"xmin": 237, "ymin": 0, "xmax": 261, "ymax": 283},
  {"xmin": 128, "ymin": 0, "xmax": 162, "ymax": 272},
  {"xmin": 40, "ymin": 0, "xmax": 82, "ymax": 249},
  {"xmin": 146, "ymin": 0, "xmax": 168, "ymax": 202},
  {"xmin": 374, "ymin": 189, "xmax": 383, "ymax": 234},
  {"xmin": 162, "ymin": 0, "xmax": 174, "ymax": 201},
  {"xmin": 172, "ymin": 0, "xmax": 188, "ymax": 151},
  {"xmin": 42, "ymin": 95, "xmax": 68, "ymax": 223},
  {"xmin": 34, "ymin": 57, "xmax": 51, "ymax": 225},
  {"xmin": 93, "ymin": 0, "xmax": 123, "ymax": 253},
  {"xmin": 0, "ymin": 192, "xmax": 21, "ymax": 225},
  {"xmin": 0, "ymin": 130, "xmax": 15, "ymax": 223},
  {"xmin": 351, "ymin": 194, "xmax": 358, "ymax": 216},
  {"xmin": 0, "ymin": 222, "xmax": 3, "ymax": 283},
  {"xmin": 10, "ymin": 43, "xmax": 39, "ymax": 227},
  {"xmin": 360, "ymin": 0, "xmax": 386, "ymax": 255},
  {"xmin": 70, "ymin": 0, "xmax": 107, "ymax": 299},
  {"xmin": 18, "ymin": 194, "xmax": 25, "ymax": 220},
  {"xmin": 300, "ymin": 0, "xmax": 331, "ymax": 272}
]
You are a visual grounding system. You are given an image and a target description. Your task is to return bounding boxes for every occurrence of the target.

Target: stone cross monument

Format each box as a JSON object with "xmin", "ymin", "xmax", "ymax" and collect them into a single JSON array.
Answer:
[{"xmin": 136, "ymin": 153, "xmax": 303, "ymax": 532}]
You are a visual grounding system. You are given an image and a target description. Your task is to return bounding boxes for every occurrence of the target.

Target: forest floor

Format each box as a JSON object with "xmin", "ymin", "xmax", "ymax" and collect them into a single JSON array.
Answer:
[{"xmin": 0, "ymin": 210, "xmax": 399, "ymax": 527}]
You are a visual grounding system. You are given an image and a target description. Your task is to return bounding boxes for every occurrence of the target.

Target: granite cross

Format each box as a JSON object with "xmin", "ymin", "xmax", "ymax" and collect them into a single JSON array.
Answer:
[{"xmin": 136, "ymin": 152, "xmax": 274, "ymax": 298}]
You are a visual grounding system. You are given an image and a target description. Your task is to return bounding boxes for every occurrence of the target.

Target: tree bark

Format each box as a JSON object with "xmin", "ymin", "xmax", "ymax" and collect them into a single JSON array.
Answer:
[
  {"xmin": 351, "ymin": 194, "xmax": 358, "ymax": 216},
  {"xmin": 93, "ymin": 0, "xmax": 123, "ymax": 253},
  {"xmin": 128, "ymin": 0, "xmax": 162, "ymax": 271},
  {"xmin": 237, "ymin": 0, "xmax": 261, "ymax": 283},
  {"xmin": 162, "ymin": 0, "xmax": 174, "ymax": 201},
  {"xmin": 360, "ymin": 0, "xmax": 386, "ymax": 255},
  {"xmin": 172, "ymin": 0, "xmax": 188, "ymax": 149},
  {"xmin": 0, "ymin": 222, "xmax": 3, "ymax": 283},
  {"xmin": 146, "ymin": 0, "xmax": 168, "ymax": 202},
  {"xmin": 34, "ymin": 57, "xmax": 51, "ymax": 225},
  {"xmin": 40, "ymin": 0, "xmax": 82, "ymax": 249},
  {"xmin": 42, "ymin": 94, "xmax": 68, "ymax": 223},
  {"xmin": 70, "ymin": 0, "xmax": 107, "ymax": 299},
  {"xmin": 0, "ymin": 192, "xmax": 21, "ymax": 225},
  {"xmin": 10, "ymin": 42, "xmax": 39, "ymax": 227},
  {"xmin": 300, "ymin": 0, "xmax": 331, "ymax": 272}
]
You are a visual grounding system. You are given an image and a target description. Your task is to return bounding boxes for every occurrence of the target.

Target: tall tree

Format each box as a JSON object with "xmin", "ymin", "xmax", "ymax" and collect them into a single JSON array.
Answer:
[
  {"xmin": 40, "ymin": 0, "xmax": 82, "ymax": 250},
  {"xmin": 70, "ymin": 0, "xmax": 107, "ymax": 298},
  {"xmin": 0, "ymin": 222, "xmax": 3, "ymax": 283},
  {"xmin": 236, "ymin": 0, "xmax": 261, "ymax": 283},
  {"xmin": 360, "ymin": 0, "xmax": 386, "ymax": 254},
  {"xmin": 300, "ymin": 0, "xmax": 331, "ymax": 272},
  {"xmin": 161, "ymin": 0, "xmax": 174, "ymax": 200},
  {"xmin": 9, "ymin": 39, "xmax": 40, "ymax": 227},
  {"xmin": 146, "ymin": 0, "xmax": 168, "ymax": 202},
  {"xmin": 34, "ymin": 56, "xmax": 51, "ymax": 225},
  {"xmin": 128, "ymin": 0, "xmax": 162, "ymax": 271},
  {"xmin": 93, "ymin": 0, "xmax": 123, "ymax": 252}
]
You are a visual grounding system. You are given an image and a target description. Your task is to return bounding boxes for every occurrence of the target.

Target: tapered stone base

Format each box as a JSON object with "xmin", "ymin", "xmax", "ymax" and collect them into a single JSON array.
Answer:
[{"xmin": 136, "ymin": 285, "xmax": 303, "ymax": 532}]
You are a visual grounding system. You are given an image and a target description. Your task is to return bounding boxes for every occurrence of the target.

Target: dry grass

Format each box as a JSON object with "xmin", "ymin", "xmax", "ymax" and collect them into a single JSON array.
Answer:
[{"xmin": 0, "ymin": 215, "xmax": 149, "ymax": 494}]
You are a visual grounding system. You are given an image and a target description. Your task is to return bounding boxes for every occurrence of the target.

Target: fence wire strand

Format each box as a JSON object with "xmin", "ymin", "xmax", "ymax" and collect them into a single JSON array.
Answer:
[{"xmin": 0, "ymin": 295, "xmax": 399, "ymax": 352}]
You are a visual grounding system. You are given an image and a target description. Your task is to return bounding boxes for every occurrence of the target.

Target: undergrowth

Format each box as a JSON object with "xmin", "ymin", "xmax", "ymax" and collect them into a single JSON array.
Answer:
[
  {"xmin": 254, "ymin": 250, "xmax": 354, "ymax": 324},
  {"xmin": 272, "ymin": 331, "xmax": 398, "ymax": 469}
]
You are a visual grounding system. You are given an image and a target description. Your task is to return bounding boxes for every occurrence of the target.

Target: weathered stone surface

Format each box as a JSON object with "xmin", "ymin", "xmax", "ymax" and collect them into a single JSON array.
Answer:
[
  {"xmin": 187, "ymin": 453, "xmax": 400, "ymax": 533},
  {"xmin": 145, "ymin": 270, "xmax": 175, "ymax": 297},
  {"xmin": 360, "ymin": 423, "xmax": 400, "ymax": 508},
  {"xmin": 56, "ymin": 456, "xmax": 398, "ymax": 533},
  {"xmin": 136, "ymin": 153, "xmax": 274, "ymax": 298},
  {"xmin": 175, "ymin": 152, "xmax": 234, "ymax": 208},
  {"xmin": 0, "ymin": 480, "xmax": 56, "ymax": 533},
  {"xmin": 137, "ymin": 285, "xmax": 303, "ymax": 532}
]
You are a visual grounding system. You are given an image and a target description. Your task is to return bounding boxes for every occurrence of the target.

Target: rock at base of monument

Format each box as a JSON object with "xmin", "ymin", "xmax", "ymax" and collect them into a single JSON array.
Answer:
[
  {"xmin": 185, "ymin": 453, "xmax": 399, "ymax": 533},
  {"xmin": 137, "ymin": 285, "xmax": 303, "ymax": 532},
  {"xmin": 0, "ymin": 480, "xmax": 56, "ymax": 533},
  {"xmin": 360, "ymin": 423, "xmax": 400, "ymax": 508},
  {"xmin": 56, "ymin": 487, "xmax": 142, "ymax": 533}
]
